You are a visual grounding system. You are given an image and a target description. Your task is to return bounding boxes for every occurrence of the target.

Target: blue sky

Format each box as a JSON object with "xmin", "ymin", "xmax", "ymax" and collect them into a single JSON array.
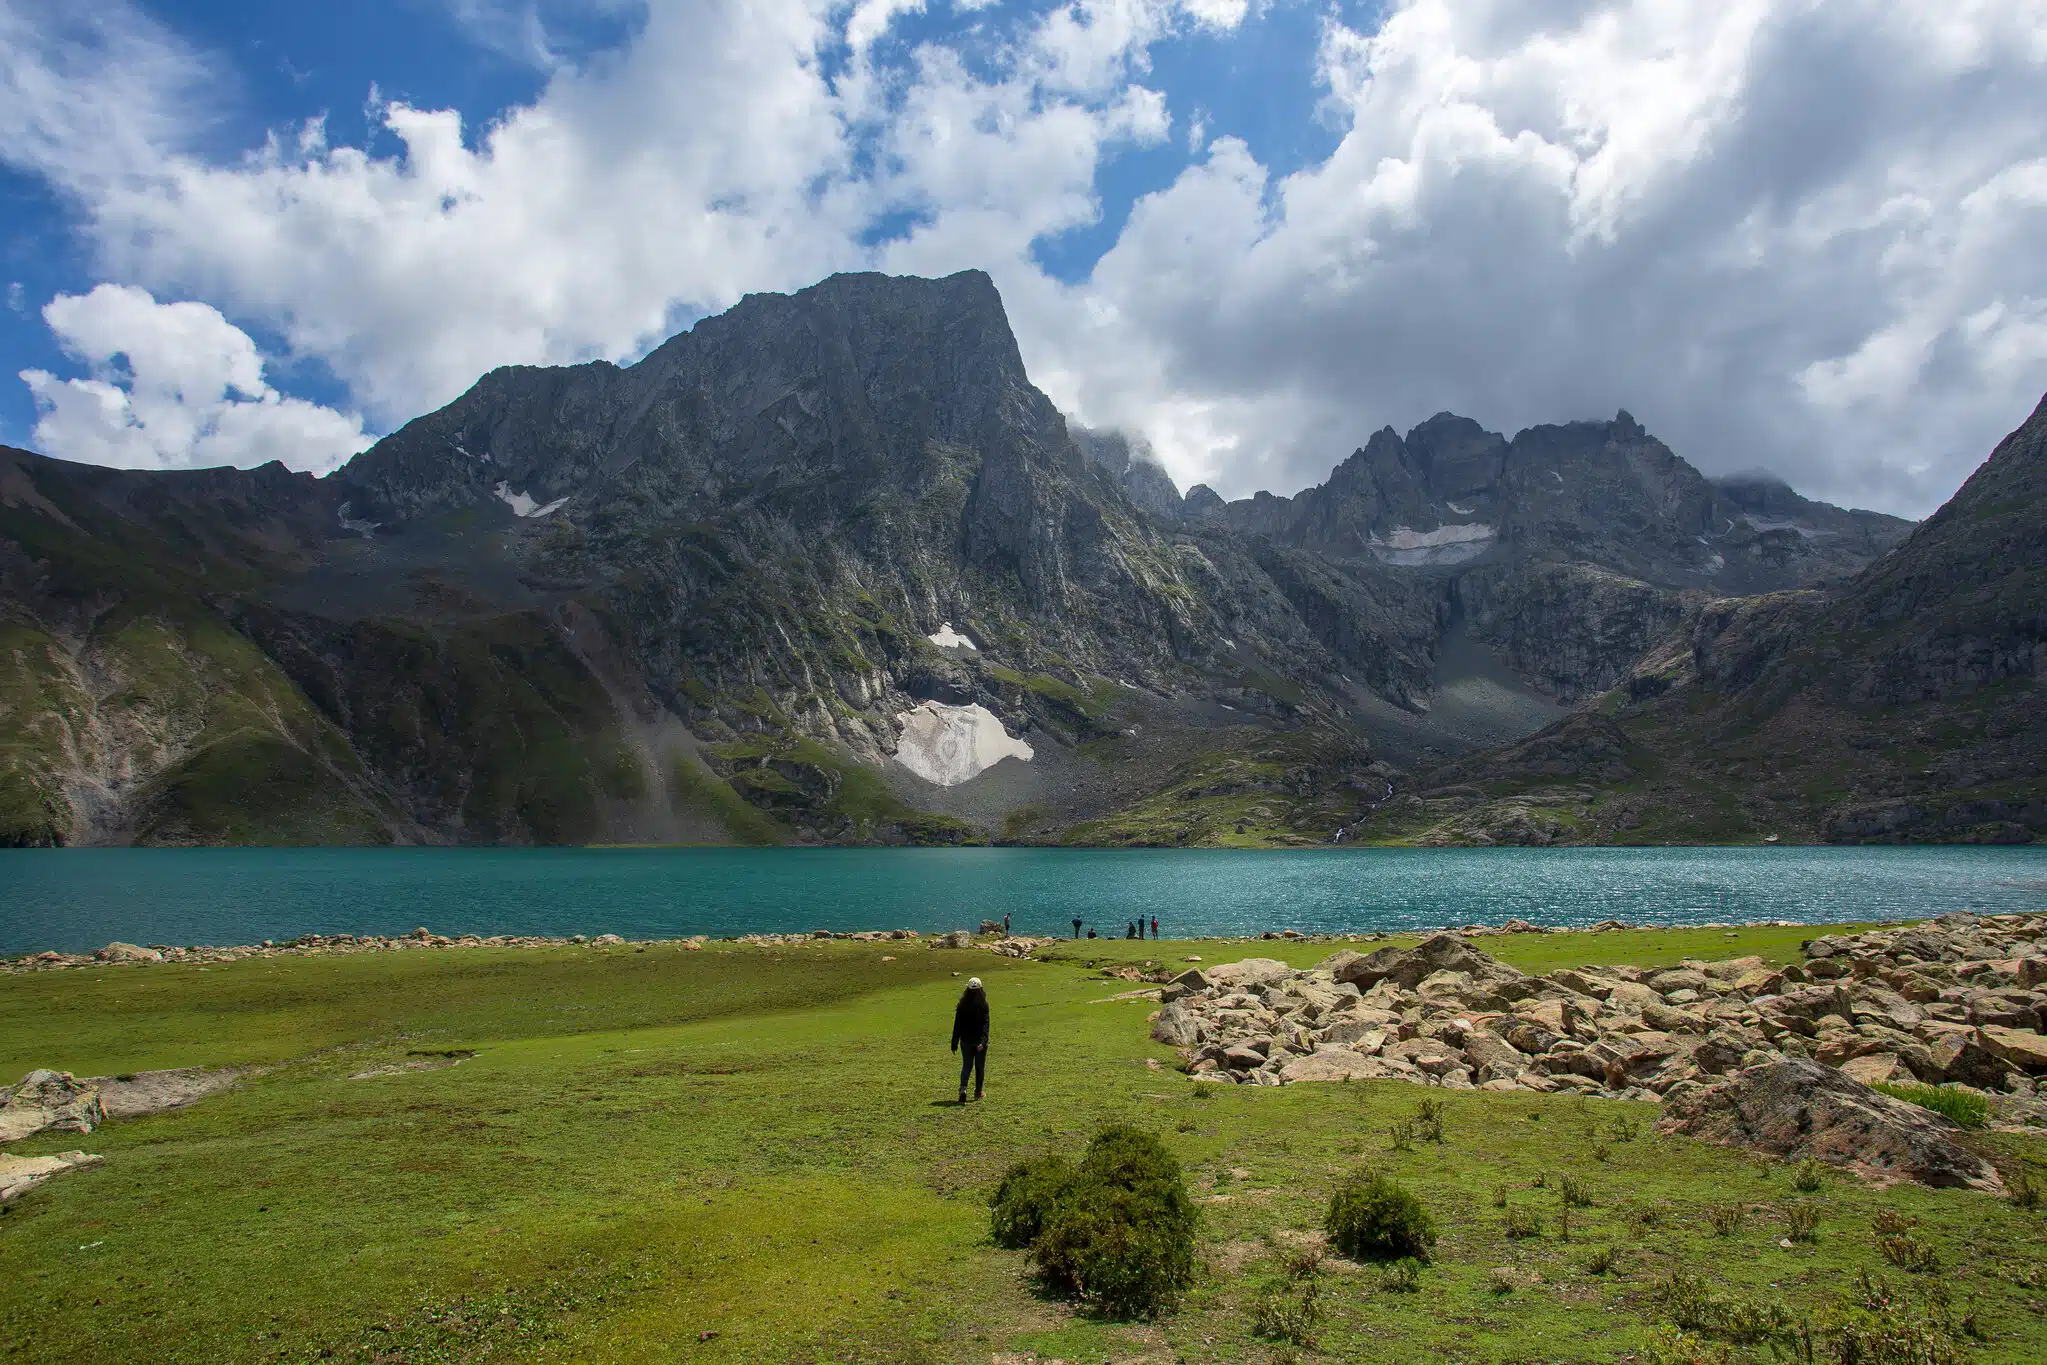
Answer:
[{"xmin": 2, "ymin": 1, "xmax": 2043, "ymax": 515}]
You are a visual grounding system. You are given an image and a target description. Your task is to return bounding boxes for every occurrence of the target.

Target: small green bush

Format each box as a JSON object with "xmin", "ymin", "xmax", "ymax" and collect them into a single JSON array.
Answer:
[
  {"xmin": 1560, "ymin": 1174, "xmax": 1595, "ymax": 1207},
  {"xmin": 2008, "ymin": 1165, "xmax": 2040, "ymax": 1210},
  {"xmin": 1784, "ymin": 1202, "xmax": 1820, "ymax": 1244},
  {"xmin": 1871, "ymin": 1082, "xmax": 1987, "ymax": 1129},
  {"xmin": 1503, "ymin": 1206, "xmax": 1541, "ymax": 1239},
  {"xmin": 1712, "ymin": 1293, "xmax": 1792, "ymax": 1345},
  {"xmin": 1878, "ymin": 1233, "xmax": 1941, "ymax": 1274},
  {"xmin": 1027, "ymin": 1126, "xmax": 1198, "ymax": 1317},
  {"xmin": 989, "ymin": 1154, "xmax": 1074, "ymax": 1250},
  {"xmin": 1250, "ymin": 1275, "xmax": 1323, "ymax": 1347},
  {"xmin": 1584, "ymin": 1244, "xmax": 1618, "ymax": 1275},
  {"xmin": 1655, "ymin": 1270, "xmax": 1717, "ymax": 1332},
  {"xmin": 1792, "ymin": 1159, "xmax": 1824, "ymax": 1193},
  {"xmin": 1324, "ymin": 1171, "xmax": 1437, "ymax": 1262},
  {"xmin": 1706, "ymin": 1202, "xmax": 1744, "ymax": 1236},
  {"xmin": 1379, "ymin": 1257, "xmax": 1423, "ymax": 1293}
]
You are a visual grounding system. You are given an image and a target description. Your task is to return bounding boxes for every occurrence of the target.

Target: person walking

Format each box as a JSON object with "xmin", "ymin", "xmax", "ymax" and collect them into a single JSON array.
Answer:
[{"xmin": 951, "ymin": 977, "xmax": 990, "ymax": 1103}]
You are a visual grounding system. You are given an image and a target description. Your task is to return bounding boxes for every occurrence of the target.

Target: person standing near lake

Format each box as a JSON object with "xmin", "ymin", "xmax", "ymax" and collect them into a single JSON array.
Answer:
[
  {"xmin": 1151, "ymin": 915, "xmax": 1159, "ymax": 939},
  {"xmin": 1072, "ymin": 916, "xmax": 1082, "ymax": 939},
  {"xmin": 951, "ymin": 977, "xmax": 989, "ymax": 1103}
]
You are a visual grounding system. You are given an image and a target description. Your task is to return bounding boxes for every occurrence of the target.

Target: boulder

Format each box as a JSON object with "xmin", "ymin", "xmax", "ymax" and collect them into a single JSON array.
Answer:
[
  {"xmin": 1461, "ymin": 1031, "xmax": 1528, "ymax": 1081},
  {"xmin": 936, "ymin": 930, "xmax": 973, "ymax": 949},
  {"xmin": 1206, "ymin": 958, "xmax": 1295, "ymax": 989},
  {"xmin": 0, "ymin": 1150, "xmax": 104, "ymax": 1203},
  {"xmin": 590, "ymin": 933, "xmax": 625, "ymax": 947},
  {"xmin": 0, "ymin": 1071, "xmax": 105, "ymax": 1144},
  {"xmin": 1606, "ymin": 982, "xmax": 1663, "ymax": 1012},
  {"xmin": 1278, "ymin": 1049, "xmax": 1405, "ymax": 1083},
  {"xmin": 1333, "ymin": 934, "xmax": 1518, "ymax": 992},
  {"xmin": 1642, "ymin": 1003, "xmax": 1710, "ymax": 1033},
  {"xmin": 96, "ymin": 942, "xmax": 160, "ymax": 963},
  {"xmin": 1693, "ymin": 1033, "xmax": 1750, "ymax": 1075},
  {"xmin": 1978, "ymin": 1025, "xmax": 2047, "ymax": 1074},
  {"xmin": 1658, "ymin": 1058, "xmax": 2005, "ymax": 1191},
  {"xmin": 1223, "ymin": 1043, "xmax": 1269, "ymax": 1071},
  {"xmin": 1929, "ymin": 1032, "xmax": 2017, "ymax": 1089},
  {"xmin": 1151, "ymin": 1004, "xmax": 1202, "ymax": 1048},
  {"xmin": 1171, "ymin": 967, "xmax": 1210, "ymax": 991},
  {"xmin": 1838, "ymin": 1053, "xmax": 1910, "ymax": 1087}
]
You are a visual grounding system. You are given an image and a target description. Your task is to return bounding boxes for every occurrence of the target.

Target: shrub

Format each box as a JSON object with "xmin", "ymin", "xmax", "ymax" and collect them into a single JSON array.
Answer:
[
  {"xmin": 1584, "ymin": 1244, "xmax": 1618, "ymax": 1275},
  {"xmin": 1379, "ymin": 1257, "xmax": 1423, "ymax": 1293},
  {"xmin": 1870, "ymin": 1082, "xmax": 1988, "ymax": 1129},
  {"xmin": 1412, "ymin": 1096, "xmax": 1445, "ymax": 1144},
  {"xmin": 1878, "ymin": 1233, "xmax": 1941, "ymax": 1274},
  {"xmin": 1003, "ymin": 1126, "xmax": 1198, "ymax": 1318},
  {"xmin": 990, "ymin": 1154, "xmax": 1074, "ymax": 1250},
  {"xmin": 1705, "ymin": 1203, "xmax": 1744, "ymax": 1237},
  {"xmin": 2009, "ymin": 1165, "xmax": 2040, "ymax": 1210},
  {"xmin": 1503, "ymin": 1206, "xmax": 1541, "ymax": 1239},
  {"xmin": 1792, "ymin": 1159, "xmax": 1824, "ymax": 1194},
  {"xmin": 1558, "ymin": 1206, "xmax": 1574, "ymax": 1242},
  {"xmin": 1592, "ymin": 1142, "xmax": 1612, "ymax": 1163},
  {"xmin": 1655, "ymin": 1271, "xmax": 1716, "ymax": 1332},
  {"xmin": 1712, "ymin": 1293, "xmax": 1792, "ymax": 1345},
  {"xmin": 1607, "ymin": 1114, "xmax": 1640, "ymax": 1143},
  {"xmin": 1325, "ymin": 1171, "xmax": 1437, "ymax": 1262},
  {"xmin": 1387, "ymin": 1120, "xmax": 1416, "ymax": 1152},
  {"xmin": 1491, "ymin": 1182, "xmax": 1508, "ymax": 1209},
  {"xmin": 1486, "ymin": 1266, "xmax": 1518, "ymax": 1296},
  {"xmin": 1250, "ymin": 1275, "xmax": 1323, "ymax": 1347},
  {"xmin": 1560, "ymin": 1174, "xmax": 1595, "ymax": 1208},
  {"xmin": 1784, "ymin": 1202, "xmax": 1821, "ymax": 1244},
  {"xmin": 1273, "ymin": 1241, "xmax": 1325, "ymax": 1280},
  {"xmin": 1871, "ymin": 1207, "xmax": 1912, "ymax": 1237}
]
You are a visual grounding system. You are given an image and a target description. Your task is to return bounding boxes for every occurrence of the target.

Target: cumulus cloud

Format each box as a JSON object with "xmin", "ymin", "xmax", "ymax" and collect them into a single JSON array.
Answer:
[
  {"xmin": 2, "ymin": 0, "xmax": 2043, "ymax": 514},
  {"xmin": 19, "ymin": 284, "xmax": 371, "ymax": 473}
]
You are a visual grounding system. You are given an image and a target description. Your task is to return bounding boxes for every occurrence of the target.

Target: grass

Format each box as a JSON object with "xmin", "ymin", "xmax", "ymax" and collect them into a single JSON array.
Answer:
[
  {"xmin": 1873, "ymin": 1082, "xmax": 1991, "ymax": 1129},
  {"xmin": 1, "ymin": 924, "xmax": 2043, "ymax": 1364}
]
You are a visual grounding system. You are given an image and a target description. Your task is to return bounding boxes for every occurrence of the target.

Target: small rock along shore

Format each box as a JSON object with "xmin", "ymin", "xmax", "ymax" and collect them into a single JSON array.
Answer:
[{"xmin": 0, "ymin": 912, "xmax": 1834, "ymax": 975}]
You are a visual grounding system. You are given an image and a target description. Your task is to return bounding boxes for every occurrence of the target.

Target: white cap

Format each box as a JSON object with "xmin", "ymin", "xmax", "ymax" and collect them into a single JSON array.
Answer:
[{"xmin": 967, "ymin": 977, "xmax": 983, "ymax": 989}]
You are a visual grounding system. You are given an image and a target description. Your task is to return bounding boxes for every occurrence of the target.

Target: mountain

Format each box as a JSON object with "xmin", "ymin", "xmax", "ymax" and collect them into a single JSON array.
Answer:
[
  {"xmin": 0, "ymin": 269, "xmax": 1926, "ymax": 848},
  {"xmin": 1362, "ymin": 392, "xmax": 2047, "ymax": 846}
]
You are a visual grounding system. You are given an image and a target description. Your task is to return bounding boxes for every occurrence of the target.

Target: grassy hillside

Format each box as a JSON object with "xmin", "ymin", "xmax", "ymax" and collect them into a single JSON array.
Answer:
[{"xmin": 2, "ymin": 927, "xmax": 2042, "ymax": 1364}]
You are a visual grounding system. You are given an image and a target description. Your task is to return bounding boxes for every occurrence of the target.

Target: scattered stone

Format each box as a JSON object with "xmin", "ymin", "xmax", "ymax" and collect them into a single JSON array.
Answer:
[
  {"xmin": 0, "ymin": 1071, "xmax": 104, "ymax": 1143},
  {"xmin": 0, "ymin": 1150, "xmax": 103, "ymax": 1203},
  {"xmin": 1658, "ymin": 1058, "xmax": 2004, "ymax": 1192},
  {"xmin": 96, "ymin": 942, "xmax": 161, "ymax": 963},
  {"xmin": 90, "ymin": 1068, "xmax": 241, "ymax": 1119}
]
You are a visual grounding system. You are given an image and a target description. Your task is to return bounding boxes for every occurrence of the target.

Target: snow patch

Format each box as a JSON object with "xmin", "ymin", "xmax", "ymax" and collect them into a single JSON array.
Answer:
[
  {"xmin": 494, "ymin": 482, "xmax": 569, "ymax": 518},
  {"xmin": 1549, "ymin": 470, "xmax": 1565, "ymax": 485},
  {"xmin": 1368, "ymin": 522, "xmax": 1498, "ymax": 567},
  {"xmin": 1445, "ymin": 500, "xmax": 1474, "ymax": 515},
  {"xmin": 926, "ymin": 622, "xmax": 977, "ymax": 650},
  {"xmin": 453, "ymin": 444, "xmax": 490, "ymax": 463},
  {"xmin": 1704, "ymin": 552, "xmax": 1726, "ymax": 573},
  {"xmin": 892, "ymin": 702, "xmax": 1032, "ymax": 787},
  {"xmin": 336, "ymin": 501, "xmax": 379, "ymax": 536}
]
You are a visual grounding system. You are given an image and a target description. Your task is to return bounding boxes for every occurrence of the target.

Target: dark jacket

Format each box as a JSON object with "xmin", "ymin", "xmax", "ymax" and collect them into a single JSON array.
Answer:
[{"xmin": 951, "ymin": 989, "xmax": 990, "ymax": 1051}]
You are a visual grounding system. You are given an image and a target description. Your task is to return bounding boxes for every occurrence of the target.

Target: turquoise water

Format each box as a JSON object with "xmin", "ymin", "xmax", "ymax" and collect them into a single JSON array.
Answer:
[{"xmin": 2, "ymin": 846, "xmax": 2044, "ymax": 955}]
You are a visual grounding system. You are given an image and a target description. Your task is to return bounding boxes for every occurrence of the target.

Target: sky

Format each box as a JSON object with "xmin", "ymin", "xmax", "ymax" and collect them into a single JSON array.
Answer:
[{"xmin": 1, "ymin": 1, "xmax": 2044, "ymax": 518}]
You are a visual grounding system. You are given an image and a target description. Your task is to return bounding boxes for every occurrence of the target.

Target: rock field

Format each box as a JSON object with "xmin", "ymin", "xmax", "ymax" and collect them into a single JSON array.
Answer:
[{"xmin": 1149, "ymin": 913, "xmax": 2047, "ymax": 1178}]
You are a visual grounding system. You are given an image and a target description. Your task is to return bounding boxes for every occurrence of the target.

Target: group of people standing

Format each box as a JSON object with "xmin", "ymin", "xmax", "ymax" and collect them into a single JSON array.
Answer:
[{"xmin": 1067, "ymin": 915, "xmax": 1160, "ymax": 940}]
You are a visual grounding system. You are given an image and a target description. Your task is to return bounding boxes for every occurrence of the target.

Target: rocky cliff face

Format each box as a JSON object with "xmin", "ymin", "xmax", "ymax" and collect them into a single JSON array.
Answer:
[
  {"xmin": 1365, "ymin": 393, "xmax": 2047, "ymax": 847},
  {"xmin": 0, "ymin": 269, "xmax": 1955, "ymax": 849}
]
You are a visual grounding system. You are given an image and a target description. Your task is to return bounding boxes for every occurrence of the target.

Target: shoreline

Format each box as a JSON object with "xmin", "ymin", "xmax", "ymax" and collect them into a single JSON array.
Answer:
[{"xmin": 1, "ymin": 912, "xmax": 1939, "ymax": 975}]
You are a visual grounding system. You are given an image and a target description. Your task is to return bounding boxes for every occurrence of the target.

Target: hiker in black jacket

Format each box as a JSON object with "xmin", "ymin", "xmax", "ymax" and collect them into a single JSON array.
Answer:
[{"xmin": 951, "ymin": 977, "xmax": 990, "ymax": 1103}]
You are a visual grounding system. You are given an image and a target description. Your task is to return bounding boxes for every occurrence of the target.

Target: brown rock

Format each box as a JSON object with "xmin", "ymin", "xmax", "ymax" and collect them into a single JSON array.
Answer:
[
  {"xmin": 1838, "ymin": 1053, "xmax": 1909, "ymax": 1087},
  {"xmin": 1151, "ymin": 1004, "xmax": 1202, "ymax": 1048},
  {"xmin": 0, "ymin": 1071, "xmax": 105, "ymax": 1144},
  {"xmin": 1929, "ymin": 1032, "xmax": 2017, "ymax": 1090},
  {"xmin": 1978, "ymin": 1025, "xmax": 2047, "ymax": 1074},
  {"xmin": 1278, "ymin": 1049, "xmax": 1405, "ymax": 1083},
  {"xmin": 1658, "ymin": 1057, "xmax": 2003, "ymax": 1191}
]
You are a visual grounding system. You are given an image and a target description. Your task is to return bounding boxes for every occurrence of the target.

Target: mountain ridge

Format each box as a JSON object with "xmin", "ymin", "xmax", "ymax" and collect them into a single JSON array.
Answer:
[{"xmin": 1, "ymin": 268, "xmax": 2012, "ymax": 850}]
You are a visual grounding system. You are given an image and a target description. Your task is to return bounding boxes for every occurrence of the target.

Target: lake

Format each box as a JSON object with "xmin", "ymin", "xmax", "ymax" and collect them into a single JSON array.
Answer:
[{"xmin": 3, "ymin": 845, "xmax": 2044, "ymax": 955}]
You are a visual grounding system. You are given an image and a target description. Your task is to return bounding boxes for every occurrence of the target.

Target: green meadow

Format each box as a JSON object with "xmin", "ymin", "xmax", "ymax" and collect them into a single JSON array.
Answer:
[{"xmin": 2, "ymin": 925, "xmax": 2043, "ymax": 1364}]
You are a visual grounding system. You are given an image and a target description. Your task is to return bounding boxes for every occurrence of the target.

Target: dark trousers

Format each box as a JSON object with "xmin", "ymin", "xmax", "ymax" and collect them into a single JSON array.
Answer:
[{"xmin": 958, "ymin": 1044, "xmax": 986, "ymax": 1095}]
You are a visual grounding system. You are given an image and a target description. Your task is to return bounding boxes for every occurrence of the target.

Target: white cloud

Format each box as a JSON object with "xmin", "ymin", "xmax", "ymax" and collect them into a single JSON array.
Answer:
[
  {"xmin": 2, "ymin": 0, "xmax": 2044, "ymax": 515},
  {"xmin": 19, "ymin": 284, "xmax": 371, "ymax": 472}
]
